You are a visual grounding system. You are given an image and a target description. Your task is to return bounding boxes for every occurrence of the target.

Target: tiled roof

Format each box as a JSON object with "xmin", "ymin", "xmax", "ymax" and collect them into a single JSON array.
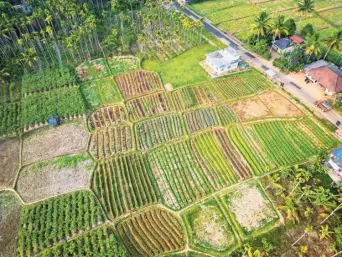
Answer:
[
  {"xmin": 290, "ymin": 35, "xmax": 304, "ymax": 44},
  {"xmin": 307, "ymin": 66, "xmax": 342, "ymax": 93},
  {"xmin": 273, "ymin": 38, "xmax": 292, "ymax": 50}
]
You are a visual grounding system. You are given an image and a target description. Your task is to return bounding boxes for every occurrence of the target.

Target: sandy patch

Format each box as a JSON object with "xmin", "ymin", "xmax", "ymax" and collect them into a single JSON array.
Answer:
[
  {"xmin": 0, "ymin": 191, "xmax": 22, "ymax": 257},
  {"xmin": 231, "ymin": 96, "xmax": 272, "ymax": 121},
  {"xmin": 0, "ymin": 139, "xmax": 20, "ymax": 189},
  {"xmin": 258, "ymin": 91, "xmax": 303, "ymax": 118},
  {"xmin": 17, "ymin": 155, "xmax": 92, "ymax": 203},
  {"xmin": 229, "ymin": 185, "xmax": 278, "ymax": 232},
  {"xmin": 22, "ymin": 120, "xmax": 88, "ymax": 165},
  {"xmin": 164, "ymin": 83, "xmax": 173, "ymax": 91}
]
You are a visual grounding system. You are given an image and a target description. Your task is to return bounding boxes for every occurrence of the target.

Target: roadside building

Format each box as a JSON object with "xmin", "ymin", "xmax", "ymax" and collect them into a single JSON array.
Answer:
[
  {"xmin": 289, "ymin": 35, "xmax": 305, "ymax": 45},
  {"xmin": 272, "ymin": 38, "xmax": 293, "ymax": 55},
  {"xmin": 305, "ymin": 64, "xmax": 342, "ymax": 95},
  {"xmin": 327, "ymin": 147, "xmax": 342, "ymax": 183}
]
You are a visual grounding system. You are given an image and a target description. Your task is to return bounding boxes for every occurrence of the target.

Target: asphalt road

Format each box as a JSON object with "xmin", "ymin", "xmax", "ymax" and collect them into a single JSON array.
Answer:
[{"xmin": 174, "ymin": 2, "xmax": 342, "ymax": 127}]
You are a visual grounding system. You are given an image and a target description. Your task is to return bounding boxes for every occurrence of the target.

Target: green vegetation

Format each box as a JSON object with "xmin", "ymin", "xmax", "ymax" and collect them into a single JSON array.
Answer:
[{"xmin": 0, "ymin": 102, "xmax": 19, "ymax": 135}]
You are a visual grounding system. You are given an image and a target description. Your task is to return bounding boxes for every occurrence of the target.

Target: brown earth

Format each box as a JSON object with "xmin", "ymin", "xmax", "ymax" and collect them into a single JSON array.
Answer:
[
  {"xmin": 258, "ymin": 91, "xmax": 303, "ymax": 118},
  {"xmin": 17, "ymin": 157, "xmax": 92, "ymax": 203},
  {"xmin": 0, "ymin": 139, "xmax": 20, "ymax": 189},
  {"xmin": 231, "ymin": 96, "xmax": 272, "ymax": 121},
  {"xmin": 22, "ymin": 120, "xmax": 88, "ymax": 165},
  {"xmin": 0, "ymin": 191, "xmax": 22, "ymax": 257}
]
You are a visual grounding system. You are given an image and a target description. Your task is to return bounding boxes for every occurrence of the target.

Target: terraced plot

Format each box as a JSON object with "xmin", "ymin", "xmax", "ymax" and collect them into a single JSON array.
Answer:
[
  {"xmin": 88, "ymin": 104, "xmax": 127, "ymax": 130},
  {"xmin": 149, "ymin": 140, "xmax": 214, "ymax": 210},
  {"xmin": 135, "ymin": 114, "xmax": 183, "ymax": 151},
  {"xmin": 118, "ymin": 208, "xmax": 185, "ymax": 257},
  {"xmin": 217, "ymin": 104, "xmax": 238, "ymax": 126},
  {"xmin": 115, "ymin": 71, "xmax": 163, "ymax": 99},
  {"xmin": 92, "ymin": 153, "xmax": 160, "ymax": 220},
  {"xmin": 126, "ymin": 91, "xmax": 176, "ymax": 121},
  {"xmin": 17, "ymin": 191, "xmax": 105, "ymax": 257},
  {"xmin": 89, "ymin": 125, "xmax": 133, "ymax": 160},
  {"xmin": 184, "ymin": 107, "xmax": 219, "ymax": 133}
]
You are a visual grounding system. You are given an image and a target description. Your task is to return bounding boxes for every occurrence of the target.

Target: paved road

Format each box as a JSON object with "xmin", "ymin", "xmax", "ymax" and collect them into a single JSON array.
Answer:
[{"xmin": 175, "ymin": 2, "xmax": 342, "ymax": 127}]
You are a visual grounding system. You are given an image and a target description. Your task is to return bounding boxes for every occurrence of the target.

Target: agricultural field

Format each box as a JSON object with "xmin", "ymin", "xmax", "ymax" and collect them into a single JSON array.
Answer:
[
  {"xmin": 118, "ymin": 208, "xmax": 186, "ymax": 256},
  {"xmin": 0, "ymin": 139, "xmax": 20, "ymax": 189},
  {"xmin": 16, "ymin": 154, "xmax": 93, "ymax": 203},
  {"xmin": 22, "ymin": 120, "xmax": 88, "ymax": 165},
  {"xmin": 0, "ymin": 102, "xmax": 20, "ymax": 136},
  {"xmin": 88, "ymin": 104, "xmax": 127, "ymax": 130}
]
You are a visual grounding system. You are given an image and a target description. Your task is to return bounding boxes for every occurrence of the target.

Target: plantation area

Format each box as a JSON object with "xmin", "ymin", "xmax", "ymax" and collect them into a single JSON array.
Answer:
[{"xmin": 0, "ymin": 0, "xmax": 341, "ymax": 256}]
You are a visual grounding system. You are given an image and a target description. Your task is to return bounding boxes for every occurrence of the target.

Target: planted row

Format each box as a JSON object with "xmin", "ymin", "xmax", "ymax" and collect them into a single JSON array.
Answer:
[
  {"xmin": 217, "ymin": 103, "xmax": 238, "ymax": 126},
  {"xmin": 89, "ymin": 125, "xmax": 134, "ymax": 160},
  {"xmin": 88, "ymin": 105, "xmax": 127, "ymax": 131},
  {"xmin": 126, "ymin": 91, "xmax": 176, "ymax": 121},
  {"xmin": 92, "ymin": 153, "xmax": 160, "ymax": 220},
  {"xmin": 115, "ymin": 70, "xmax": 162, "ymax": 99},
  {"xmin": 20, "ymin": 86, "xmax": 86, "ymax": 128},
  {"xmin": 0, "ymin": 102, "xmax": 19, "ymax": 136},
  {"xmin": 17, "ymin": 191, "xmax": 105, "ymax": 257},
  {"xmin": 183, "ymin": 107, "xmax": 219, "ymax": 133}
]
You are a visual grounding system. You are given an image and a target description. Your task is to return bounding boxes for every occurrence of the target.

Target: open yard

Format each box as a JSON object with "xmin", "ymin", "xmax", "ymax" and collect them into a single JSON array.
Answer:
[
  {"xmin": 0, "ymin": 139, "xmax": 20, "ymax": 189},
  {"xmin": 22, "ymin": 120, "xmax": 89, "ymax": 165}
]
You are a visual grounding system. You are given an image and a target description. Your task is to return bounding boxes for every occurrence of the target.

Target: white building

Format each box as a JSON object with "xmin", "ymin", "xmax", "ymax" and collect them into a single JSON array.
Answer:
[{"xmin": 205, "ymin": 47, "xmax": 240, "ymax": 75}]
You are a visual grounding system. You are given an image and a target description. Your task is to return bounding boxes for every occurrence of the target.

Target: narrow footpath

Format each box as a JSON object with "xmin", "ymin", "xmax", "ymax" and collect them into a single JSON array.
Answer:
[{"xmin": 174, "ymin": 2, "xmax": 342, "ymax": 127}]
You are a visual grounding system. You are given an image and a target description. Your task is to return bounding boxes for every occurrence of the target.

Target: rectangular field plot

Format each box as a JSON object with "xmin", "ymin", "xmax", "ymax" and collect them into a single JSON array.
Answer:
[
  {"xmin": 89, "ymin": 125, "xmax": 133, "ymax": 160},
  {"xmin": 135, "ymin": 114, "xmax": 184, "ymax": 151},
  {"xmin": 17, "ymin": 191, "xmax": 105, "ymax": 257},
  {"xmin": 182, "ymin": 198, "xmax": 238, "ymax": 256},
  {"xmin": 0, "ymin": 102, "xmax": 19, "ymax": 136},
  {"xmin": 217, "ymin": 104, "xmax": 238, "ymax": 126},
  {"xmin": 118, "ymin": 208, "xmax": 186, "ymax": 256},
  {"xmin": 191, "ymin": 131, "xmax": 238, "ymax": 189},
  {"xmin": 184, "ymin": 107, "xmax": 219, "ymax": 133},
  {"xmin": 228, "ymin": 119, "xmax": 338, "ymax": 175},
  {"xmin": 126, "ymin": 92, "xmax": 176, "ymax": 121},
  {"xmin": 115, "ymin": 71, "xmax": 163, "ymax": 99},
  {"xmin": 92, "ymin": 153, "xmax": 160, "ymax": 220},
  {"xmin": 319, "ymin": 7, "xmax": 342, "ymax": 27},
  {"xmin": 34, "ymin": 225, "xmax": 127, "ymax": 257},
  {"xmin": 88, "ymin": 105, "xmax": 127, "ymax": 130},
  {"xmin": 149, "ymin": 140, "xmax": 214, "ymax": 210},
  {"xmin": 221, "ymin": 183, "xmax": 279, "ymax": 238}
]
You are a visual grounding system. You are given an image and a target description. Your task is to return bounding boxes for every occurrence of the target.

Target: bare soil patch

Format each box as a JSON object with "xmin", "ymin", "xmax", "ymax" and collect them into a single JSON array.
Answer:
[
  {"xmin": 258, "ymin": 91, "xmax": 303, "ymax": 118},
  {"xmin": 17, "ymin": 154, "xmax": 93, "ymax": 203},
  {"xmin": 231, "ymin": 96, "xmax": 272, "ymax": 121},
  {"xmin": 0, "ymin": 191, "xmax": 22, "ymax": 257},
  {"xmin": 228, "ymin": 185, "xmax": 278, "ymax": 232},
  {"xmin": 0, "ymin": 139, "xmax": 20, "ymax": 189},
  {"xmin": 22, "ymin": 120, "xmax": 88, "ymax": 165}
]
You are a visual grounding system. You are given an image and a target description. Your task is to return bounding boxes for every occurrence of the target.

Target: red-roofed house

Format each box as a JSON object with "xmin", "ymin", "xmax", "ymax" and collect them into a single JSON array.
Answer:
[
  {"xmin": 290, "ymin": 35, "xmax": 304, "ymax": 44},
  {"xmin": 306, "ymin": 65, "xmax": 342, "ymax": 95}
]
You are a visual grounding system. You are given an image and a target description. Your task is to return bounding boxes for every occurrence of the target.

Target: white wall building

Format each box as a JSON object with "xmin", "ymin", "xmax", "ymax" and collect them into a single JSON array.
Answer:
[{"xmin": 205, "ymin": 47, "xmax": 240, "ymax": 75}]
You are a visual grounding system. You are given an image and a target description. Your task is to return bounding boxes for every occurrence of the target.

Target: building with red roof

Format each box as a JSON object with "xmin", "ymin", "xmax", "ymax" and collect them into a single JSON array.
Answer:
[
  {"xmin": 289, "ymin": 35, "xmax": 304, "ymax": 44},
  {"xmin": 306, "ymin": 65, "xmax": 342, "ymax": 95}
]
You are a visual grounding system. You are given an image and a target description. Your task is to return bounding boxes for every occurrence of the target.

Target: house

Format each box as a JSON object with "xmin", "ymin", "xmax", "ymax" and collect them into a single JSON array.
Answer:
[
  {"xmin": 327, "ymin": 147, "xmax": 342, "ymax": 183},
  {"xmin": 303, "ymin": 60, "xmax": 328, "ymax": 72},
  {"xmin": 305, "ymin": 64, "xmax": 342, "ymax": 95},
  {"xmin": 289, "ymin": 35, "xmax": 304, "ymax": 45},
  {"xmin": 205, "ymin": 47, "xmax": 240, "ymax": 75},
  {"xmin": 272, "ymin": 38, "xmax": 294, "ymax": 55}
]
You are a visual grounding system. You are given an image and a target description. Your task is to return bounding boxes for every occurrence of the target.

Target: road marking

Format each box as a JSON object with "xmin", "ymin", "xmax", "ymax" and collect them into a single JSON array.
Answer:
[{"xmin": 244, "ymin": 52, "xmax": 256, "ymax": 59}]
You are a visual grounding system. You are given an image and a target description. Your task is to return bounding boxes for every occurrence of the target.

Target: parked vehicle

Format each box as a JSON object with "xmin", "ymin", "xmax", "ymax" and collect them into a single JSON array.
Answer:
[{"xmin": 315, "ymin": 100, "xmax": 332, "ymax": 112}]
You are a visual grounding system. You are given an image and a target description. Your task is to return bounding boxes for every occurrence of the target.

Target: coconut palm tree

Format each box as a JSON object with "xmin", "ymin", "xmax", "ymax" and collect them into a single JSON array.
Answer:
[
  {"xmin": 298, "ymin": 0, "xmax": 315, "ymax": 28},
  {"xmin": 323, "ymin": 30, "xmax": 342, "ymax": 60},
  {"xmin": 271, "ymin": 15, "xmax": 289, "ymax": 40},
  {"xmin": 278, "ymin": 197, "xmax": 300, "ymax": 223},
  {"xmin": 304, "ymin": 32, "xmax": 322, "ymax": 60},
  {"xmin": 251, "ymin": 11, "xmax": 271, "ymax": 41},
  {"xmin": 319, "ymin": 225, "xmax": 333, "ymax": 240}
]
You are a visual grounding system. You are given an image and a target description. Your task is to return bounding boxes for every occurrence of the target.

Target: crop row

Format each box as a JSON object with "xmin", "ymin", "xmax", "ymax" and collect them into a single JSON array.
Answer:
[
  {"xmin": 92, "ymin": 153, "xmax": 160, "ymax": 220},
  {"xmin": 115, "ymin": 70, "xmax": 163, "ymax": 99},
  {"xmin": 191, "ymin": 131, "xmax": 238, "ymax": 189},
  {"xmin": 89, "ymin": 125, "xmax": 133, "ymax": 160},
  {"xmin": 20, "ymin": 86, "xmax": 86, "ymax": 128},
  {"xmin": 21, "ymin": 66, "xmax": 77, "ymax": 95},
  {"xmin": 136, "ymin": 114, "xmax": 183, "ymax": 151},
  {"xmin": 35, "ymin": 225, "xmax": 127, "ymax": 257},
  {"xmin": 0, "ymin": 82, "xmax": 20, "ymax": 104},
  {"xmin": 88, "ymin": 105, "xmax": 127, "ymax": 130},
  {"xmin": 0, "ymin": 102, "xmax": 19, "ymax": 136},
  {"xmin": 149, "ymin": 140, "xmax": 214, "ymax": 210},
  {"xmin": 118, "ymin": 208, "xmax": 185, "ymax": 257},
  {"xmin": 184, "ymin": 107, "xmax": 219, "ymax": 133},
  {"xmin": 217, "ymin": 103, "xmax": 239, "ymax": 126},
  {"xmin": 126, "ymin": 91, "xmax": 176, "ymax": 121},
  {"xmin": 17, "ymin": 191, "xmax": 105, "ymax": 257}
]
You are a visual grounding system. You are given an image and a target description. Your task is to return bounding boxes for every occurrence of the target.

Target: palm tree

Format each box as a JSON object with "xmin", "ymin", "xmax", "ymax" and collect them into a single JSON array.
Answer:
[
  {"xmin": 271, "ymin": 15, "xmax": 289, "ymax": 41},
  {"xmin": 298, "ymin": 0, "xmax": 315, "ymax": 28},
  {"xmin": 324, "ymin": 30, "xmax": 342, "ymax": 60},
  {"xmin": 319, "ymin": 225, "xmax": 333, "ymax": 240},
  {"xmin": 304, "ymin": 33, "xmax": 322, "ymax": 60},
  {"xmin": 278, "ymin": 197, "xmax": 300, "ymax": 224},
  {"xmin": 251, "ymin": 11, "xmax": 271, "ymax": 41}
]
